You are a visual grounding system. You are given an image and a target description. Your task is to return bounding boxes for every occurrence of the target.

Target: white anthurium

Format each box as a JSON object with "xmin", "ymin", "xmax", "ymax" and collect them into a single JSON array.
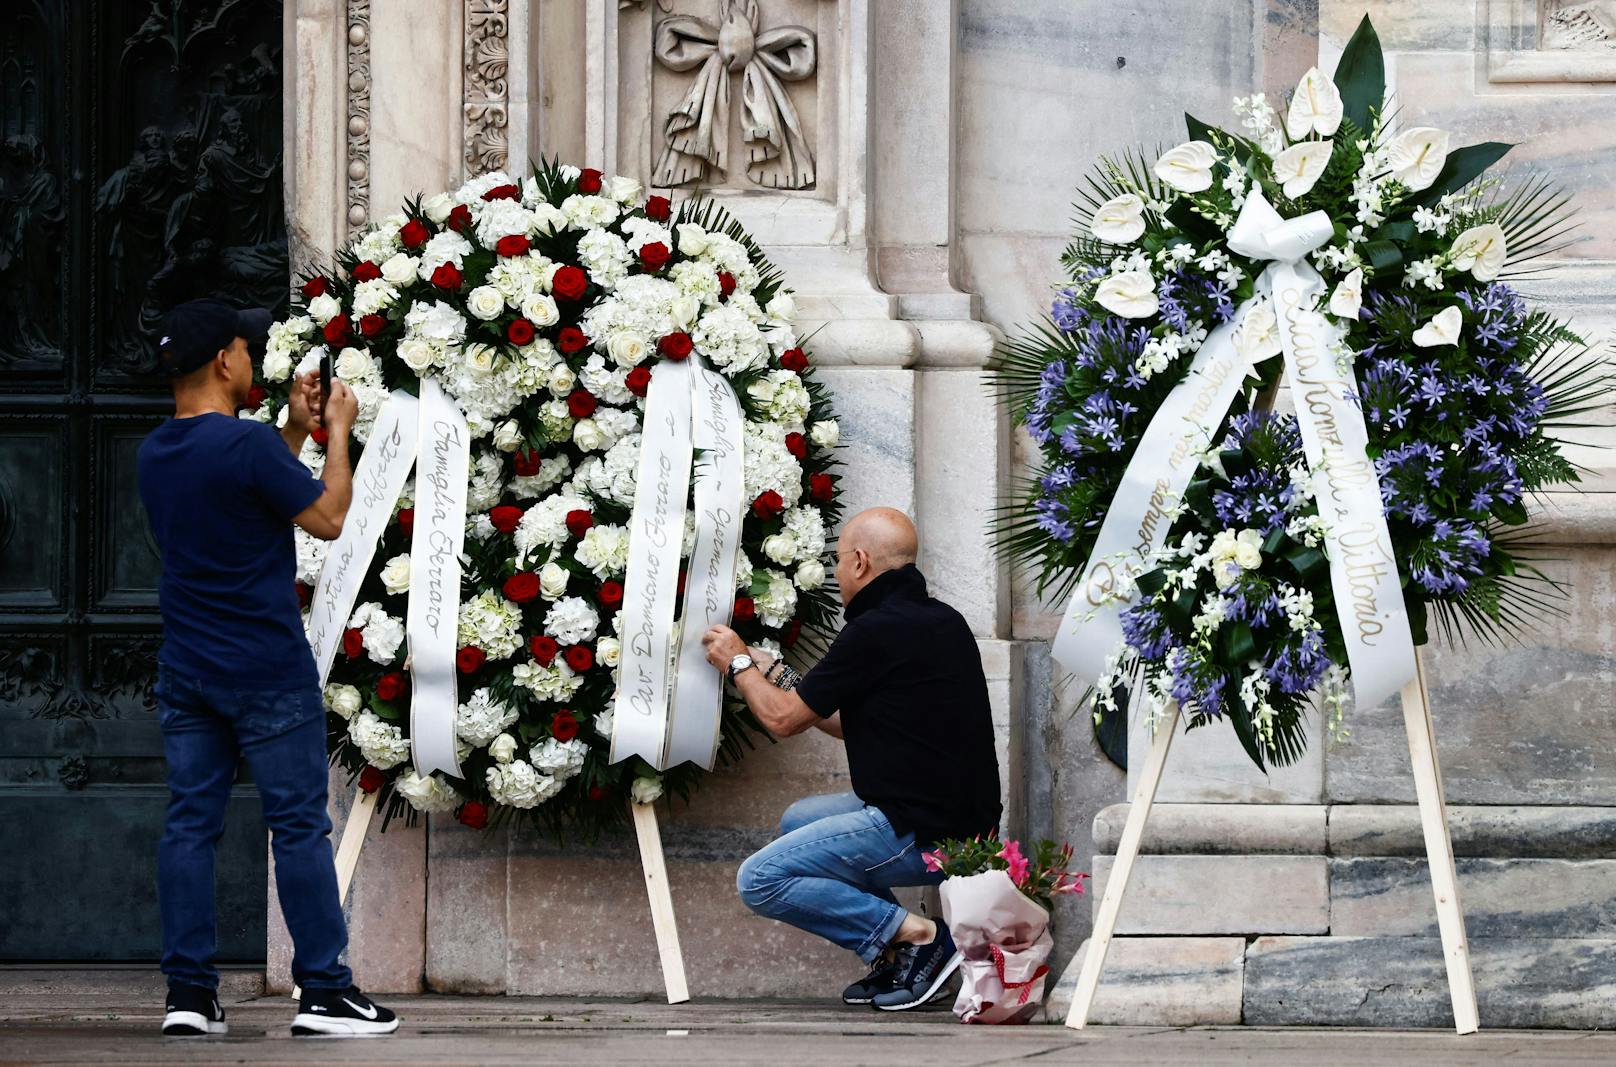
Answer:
[
  {"xmin": 1449, "ymin": 223, "xmax": 1507, "ymax": 282},
  {"xmin": 1152, "ymin": 141, "xmax": 1218, "ymax": 193},
  {"xmin": 1386, "ymin": 127, "xmax": 1451, "ymax": 192},
  {"xmin": 1273, "ymin": 140, "xmax": 1333, "ymax": 199},
  {"xmin": 1094, "ymin": 269, "xmax": 1159, "ymax": 319},
  {"xmin": 1232, "ymin": 299, "xmax": 1282, "ymax": 364},
  {"xmin": 1329, "ymin": 267, "xmax": 1364, "ymax": 320},
  {"xmin": 1284, "ymin": 67, "xmax": 1344, "ymax": 139},
  {"xmin": 1089, "ymin": 193, "xmax": 1147, "ymax": 244},
  {"xmin": 1412, "ymin": 305, "xmax": 1464, "ymax": 348}
]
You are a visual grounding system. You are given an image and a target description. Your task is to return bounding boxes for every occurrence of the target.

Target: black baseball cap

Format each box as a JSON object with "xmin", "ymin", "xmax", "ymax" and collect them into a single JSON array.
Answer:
[{"xmin": 157, "ymin": 298, "xmax": 275, "ymax": 379}]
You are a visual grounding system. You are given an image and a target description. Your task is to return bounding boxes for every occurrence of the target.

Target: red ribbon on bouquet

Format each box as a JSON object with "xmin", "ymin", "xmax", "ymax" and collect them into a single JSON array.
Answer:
[{"xmin": 988, "ymin": 944, "xmax": 1051, "ymax": 1007}]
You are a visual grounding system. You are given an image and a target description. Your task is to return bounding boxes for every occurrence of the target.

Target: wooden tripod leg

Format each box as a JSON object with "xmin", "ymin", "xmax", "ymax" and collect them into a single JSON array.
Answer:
[
  {"xmin": 1065, "ymin": 702, "xmax": 1180, "ymax": 1029},
  {"xmin": 631, "ymin": 799, "xmax": 690, "ymax": 1004},
  {"xmin": 1399, "ymin": 653, "xmax": 1479, "ymax": 1035},
  {"xmin": 292, "ymin": 784, "xmax": 378, "ymax": 1001}
]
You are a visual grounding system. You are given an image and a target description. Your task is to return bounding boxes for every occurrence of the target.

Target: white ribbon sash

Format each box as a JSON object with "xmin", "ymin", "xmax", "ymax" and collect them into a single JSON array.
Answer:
[
  {"xmin": 1052, "ymin": 188, "xmax": 1416, "ymax": 709},
  {"xmin": 406, "ymin": 379, "xmax": 470, "ymax": 777}
]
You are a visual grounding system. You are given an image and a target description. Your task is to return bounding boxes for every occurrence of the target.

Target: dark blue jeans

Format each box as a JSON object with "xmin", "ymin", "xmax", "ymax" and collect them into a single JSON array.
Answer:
[{"xmin": 156, "ymin": 664, "xmax": 351, "ymax": 991}]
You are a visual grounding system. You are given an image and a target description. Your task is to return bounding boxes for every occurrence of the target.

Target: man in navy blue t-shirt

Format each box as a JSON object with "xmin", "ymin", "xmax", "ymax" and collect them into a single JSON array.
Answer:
[{"xmin": 137, "ymin": 298, "xmax": 397, "ymax": 1037}]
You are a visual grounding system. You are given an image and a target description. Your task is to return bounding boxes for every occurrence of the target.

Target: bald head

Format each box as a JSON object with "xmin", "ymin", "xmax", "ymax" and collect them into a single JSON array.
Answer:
[{"xmin": 834, "ymin": 508, "xmax": 918, "ymax": 605}]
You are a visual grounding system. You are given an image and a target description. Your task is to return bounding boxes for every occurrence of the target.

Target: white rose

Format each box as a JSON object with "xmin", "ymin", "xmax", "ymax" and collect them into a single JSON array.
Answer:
[
  {"xmin": 335, "ymin": 346, "xmax": 374, "ymax": 381},
  {"xmin": 489, "ymin": 733, "xmax": 518, "ymax": 764},
  {"xmin": 306, "ymin": 293, "xmax": 342, "ymax": 325},
  {"xmin": 608, "ymin": 331, "xmax": 649, "ymax": 368},
  {"xmin": 466, "ymin": 285, "xmax": 505, "ymax": 321},
  {"xmin": 1449, "ymin": 224, "xmax": 1507, "ymax": 282},
  {"xmin": 1329, "ymin": 267, "xmax": 1364, "ymax": 321},
  {"xmin": 521, "ymin": 293, "xmax": 560, "ymax": 327},
  {"xmin": 465, "ymin": 342, "xmax": 497, "ymax": 374},
  {"xmin": 324, "ymin": 684, "xmax": 362, "ymax": 720},
  {"xmin": 548, "ymin": 363, "xmax": 577, "ymax": 396},
  {"xmin": 765, "ymin": 293, "xmax": 797, "ymax": 321},
  {"xmin": 573, "ymin": 418, "xmax": 606, "ymax": 451},
  {"xmin": 1094, "ymin": 270, "xmax": 1159, "ymax": 319},
  {"xmin": 1152, "ymin": 140, "xmax": 1217, "ymax": 193},
  {"xmin": 539, "ymin": 561, "xmax": 570, "ymax": 600},
  {"xmin": 1089, "ymin": 193, "xmax": 1147, "ymax": 244},
  {"xmin": 493, "ymin": 420, "xmax": 523, "ymax": 452},
  {"xmin": 606, "ymin": 175, "xmax": 643, "ymax": 204},
  {"xmin": 631, "ymin": 775, "xmax": 664, "ymax": 805},
  {"xmin": 809, "ymin": 420, "xmax": 839, "ymax": 449},
  {"xmin": 597, "ymin": 636, "xmax": 621, "ymax": 668},
  {"xmin": 671, "ymin": 295, "xmax": 702, "ymax": 329},
  {"xmin": 762, "ymin": 533, "xmax": 798, "ymax": 566},
  {"xmin": 423, "ymin": 192, "xmax": 456, "ymax": 223},
  {"xmin": 380, "ymin": 553, "xmax": 411, "ymax": 595},
  {"xmin": 1412, "ymin": 306, "xmax": 1463, "ymax": 348},
  {"xmin": 380, "ymin": 252, "xmax": 418, "ymax": 287},
  {"xmin": 262, "ymin": 349, "xmax": 292, "ymax": 382},
  {"xmin": 398, "ymin": 338, "xmax": 437, "ymax": 372},
  {"xmin": 676, "ymin": 223, "xmax": 711, "ymax": 256},
  {"xmin": 531, "ymin": 203, "xmax": 567, "ymax": 236},
  {"xmin": 794, "ymin": 559, "xmax": 825, "ymax": 591}
]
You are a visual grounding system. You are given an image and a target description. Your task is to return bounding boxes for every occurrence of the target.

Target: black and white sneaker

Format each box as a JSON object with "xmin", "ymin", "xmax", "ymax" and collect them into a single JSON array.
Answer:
[
  {"xmin": 291, "ymin": 985, "xmax": 399, "ymax": 1036},
  {"xmin": 841, "ymin": 953, "xmax": 902, "ymax": 1005},
  {"xmin": 162, "ymin": 983, "xmax": 228, "ymax": 1036},
  {"xmin": 871, "ymin": 921, "xmax": 962, "ymax": 1012}
]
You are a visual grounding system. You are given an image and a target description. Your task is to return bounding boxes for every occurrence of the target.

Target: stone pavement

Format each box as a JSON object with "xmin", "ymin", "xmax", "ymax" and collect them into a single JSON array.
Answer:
[{"xmin": 4, "ymin": 988, "xmax": 1616, "ymax": 1066}]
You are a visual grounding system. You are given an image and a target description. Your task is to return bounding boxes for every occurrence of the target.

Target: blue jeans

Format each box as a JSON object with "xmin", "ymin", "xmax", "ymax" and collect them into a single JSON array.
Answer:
[
  {"xmin": 736, "ymin": 792, "xmax": 943, "ymax": 964},
  {"xmin": 156, "ymin": 665, "xmax": 351, "ymax": 991}
]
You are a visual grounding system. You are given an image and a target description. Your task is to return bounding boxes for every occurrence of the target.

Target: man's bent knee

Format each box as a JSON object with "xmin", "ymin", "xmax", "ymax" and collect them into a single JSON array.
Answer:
[{"xmin": 735, "ymin": 849, "xmax": 784, "ymax": 914}]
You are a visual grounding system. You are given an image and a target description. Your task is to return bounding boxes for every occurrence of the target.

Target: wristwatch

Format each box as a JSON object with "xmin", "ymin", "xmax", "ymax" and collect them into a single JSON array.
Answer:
[{"xmin": 727, "ymin": 653, "xmax": 756, "ymax": 682}]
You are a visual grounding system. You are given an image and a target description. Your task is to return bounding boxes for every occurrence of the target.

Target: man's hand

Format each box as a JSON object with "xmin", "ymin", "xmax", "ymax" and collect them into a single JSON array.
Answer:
[
  {"xmin": 284, "ymin": 371, "xmax": 323, "ymax": 435},
  {"xmin": 701, "ymin": 625, "xmax": 747, "ymax": 672},
  {"xmin": 324, "ymin": 379, "xmax": 358, "ymax": 438}
]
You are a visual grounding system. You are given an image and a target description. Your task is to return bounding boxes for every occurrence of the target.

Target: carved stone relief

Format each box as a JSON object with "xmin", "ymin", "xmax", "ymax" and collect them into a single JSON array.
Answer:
[
  {"xmin": 346, "ymin": 0, "xmax": 371, "ymax": 229},
  {"xmin": 1545, "ymin": 2, "xmax": 1616, "ymax": 48},
  {"xmin": 653, "ymin": 0, "xmax": 817, "ymax": 190},
  {"xmin": 1487, "ymin": 0, "xmax": 1616, "ymax": 80},
  {"xmin": 465, "ymin": 0, "xmax": 509, "ymax": 177}
]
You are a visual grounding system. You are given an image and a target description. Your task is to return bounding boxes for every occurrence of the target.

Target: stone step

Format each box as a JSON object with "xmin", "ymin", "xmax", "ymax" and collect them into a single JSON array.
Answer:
[{"xmin": 0, "ymin": 965, "xmax": 264, "ymax": 999}]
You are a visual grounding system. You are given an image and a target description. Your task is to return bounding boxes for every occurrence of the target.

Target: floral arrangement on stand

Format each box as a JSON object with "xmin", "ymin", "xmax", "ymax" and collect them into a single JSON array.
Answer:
[
  {"xmin": 994, "ymin": 17, "xmax": 1609, "ymax": 771},
  {"xmin": 250, "ymin": 161, "xmax": 844, "ymax": 835}
]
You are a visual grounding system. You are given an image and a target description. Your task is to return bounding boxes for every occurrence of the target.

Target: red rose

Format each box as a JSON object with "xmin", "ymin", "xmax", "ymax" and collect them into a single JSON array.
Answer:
[
  {"xmin": 294, "ymin": 581, "xmax": 312, "ymax": 608},
  {"xmin": 638, "ymin": 241, "xmax": 672, "ymax": 272},
  {"xmin": 598, "ymin": 580, "xmax": 624, "ymax": 609},
  {"xmin": 431, "ymin": 262, "xmax": 463, "ymax": 290},
  {"xmin": 457, "ymin": 802, "xmax": 490, "ymax": 829},
  {"xmin": 503, "ymin": 572, "xmax": 541, "ymax": 603},
  {"xmin": 375, "ymin": 671, "xmax": 407, "ymax": 702},
  {"xmin": 456, "ymin": 646, "xmax": 486, "ymax": 674},
  {"xmin": 578, "ymin": 168, "xmax": 604, "ymax": 193},
  {"xmin": 733, "ymin": 596, "xmax": 757, "ymax": 623},
  {"xmin": 489, "ymin": 505, "xmax": 524, "ymax": 534},
  {"xmin": 551, "ymin": 710, "xmax": 580, "ymax": 742},
  {"xmin": 717, "ymin": 271, "xmax": 736, "ymax": 298},
  {"xmin": 677, "ymin": 568, "xmax": 687, "ymax": 598},
  {"xmin": 784, "ymin": 619, "xmax": 803, "ymax": 649},
  {"xmin": 322, "ymin": 317, "xmax": 350, "ymax": 346},
  {"xmin": 246, "ymin": 385, "xmax": 267, "ymax": 409},
  {"xmin": 563, "ymin": 644, "xmax": 594, "ymax": 672},
  {"xmin": 507, "ymin": 317, "xmax": 536, "ymax": 345},
  {"xmin": 397, "ymin": 507, "xmax": 415, "ymax": 536},
  {"xmin": 657, "ymin": 331, "xmax": 693, "ymax": 360},
  {"xmin": 339, "ymin": 631, "xmax": 362, "ymax": 662},
  {"xmin": 481, "ymin": 183, "xmax": 520, "ymax": 201},
  {"xmin": 625, "ymin": 365, "xmax": 652, "ymax": 397},
  {"xmin": 558, "ymin": 326, "xmax": 589, "ymax": 353},
  {"xmin": 300, "ymin": 276, "xmax": 330, "ymax": 299},
  {"xmin": 780, "ymin": 347, "xmax": 809, "ymax": 373},
  {"xmin": 809, "ymin": 472, "xmax": 835, "ymax": 503},
  {"xmin": 358, "ymin": 766, "xmax": 386, "ymax": 794},
  {"xmin": 400, "ymin": 218, "xmax": 430, "ymax": 248},
  {"xmin": 496, "ymin": 233, "xmax": 531, "ymax": 257},
  {"xmin": 752, "ymin": 489, "xmax": 785, "ymax": 520},
  {"xmin": 513, "ymin": 448, "xmax": 542, "ymax": 477},
  {"xmin": 785, "ymin": 432, "xmax": 807, "ymax": 459},
  {"xmin": 311, "ymin": 427, "xmax": 329, "ymax": 447},
  {"xmin": 552, "ymin": 265, "xmax": 588, "ymax": 300},
  {"xmin": 529, "ymin": 634, "xmax": 559, "ymax": 666},
  {"xmin": 645, "ymin": 195, "xmax": 672, "ymax": 221},
  {"xmin": 447, "ymin": 204, "xmax": 473, "ymax": 232},
  {"xmin": 352, "ymin": 260, "xmax": 381, "ymax": 282},
  {"xmin": 588, "ymin": 785, "xmax": 609, "ymax": 801},
  {"xmin": 567, "ymin": 389, "xmax": 598, "ymax": 419},
  {"xmin": 359, "ymin": 313, "xmax": 387, "ymax": 338},
  {"xmin": 565, "ymin": 509, "xmax": 594, "ymax": 538}
]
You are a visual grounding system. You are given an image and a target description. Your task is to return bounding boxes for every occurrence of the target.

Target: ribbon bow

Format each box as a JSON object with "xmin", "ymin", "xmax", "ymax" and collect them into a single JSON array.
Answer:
[{"xmin": 653, "ymin": 0, "xmax": 817, "ymax": 189}]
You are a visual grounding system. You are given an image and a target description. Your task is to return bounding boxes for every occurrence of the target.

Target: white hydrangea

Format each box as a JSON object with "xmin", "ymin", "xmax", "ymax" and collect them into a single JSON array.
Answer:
[
  {"xmin": 351, "ymin": 279, "xmax": 400, "ymax": 317},
  {"xmin": 456, "ymin": 170, "xmax": 514, "ymax": 201},
  {"xmin": 486, "ymin": 760, "xmax": 563, "ymax": 809},
  {"xmin": 756, "ymin": 569, "xmax": 798, "ymax": 628},
  {"xmin": 465, "ymin": 450, "xmax": 507, "ymax": 511},
  {"xmin": 577, "ymin": 227, "xmax": 632, "ymax": 289},
  {"xmin": 575, "ymin": 523, "xmax": 630, "ymax": 579},
  {"xmin": 579, "ymin": 353, "xmax": 633, "ymax": 405},
  {"xmin": 743, "ymin": 422, "xmax": 805, "ymax": 508},
  {"xmin": 404, "ymin": 299, "xmax": 468, "ymax": 346},
  {"xmin": 592, "ymin": 406, "xmax": 640, "ymax": 452},
  {"xmin": 782, "ymin": 506, "xmax": 827, "ymax": 562},
  {"xmin": 456, "ymin": 590, "xmax": 525, "ymax": 659},
  {"xmin": 395, "ymin": 771, "xmax": 462, "ymax": 813},
  {"xmin": 544, "ymin": 596, "xmax": 601, "ymax": 645},
  {"xmin": 530, "ymin": 737, "xmax": 589, "ymax": 781},
  {"xmin": 574, "ymin": 437, "xmax": 638, "ymax": 506},
  {"xmin": 474, "ymin": 198, "xmax": 535, "ymax": 247},
  {"xmin": 511, "ymin": 454, "xmax": 573, "ymax": 499},
  {"xmin": 512, "ymin": 659, "xmax": 585, "ymax": 701},
  {"xmin": 352, "ymin": 223, "xmax": 401, "ymax": 264},
  {"xmin": 693, "ymin": 304, "xmax": 770, "ymax": 374},
  {"xmin": 514, "ymin": 493, "xmax": 592, "ymax": 562},
  {"xmin": 456, "ymin": 687, "xmax": 519, "ymax": 747},
  {"xmin": 349, "ymin": 711, "xmax": 410, "ymax": 769},
  {"xmin": 747, "ymin": 370, "xmax": 812, "ymax": 429},
  {"xmin": 349, "ymin": 602, "xmax": 404, "ymax": 664},
  {"xmin": 561, "ymin": 194, "xmax": 621, "ymax": 230},
  {"xmin": 418, "ymin": 230, "xmax": 474, "ymax": 274},
  {"xmin": 294, "ymin": 526, "xmax": 328, "ymax": 586}
]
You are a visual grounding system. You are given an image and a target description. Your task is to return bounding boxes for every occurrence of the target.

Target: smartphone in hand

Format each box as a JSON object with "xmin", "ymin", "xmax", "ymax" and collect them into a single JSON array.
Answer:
[{"xmin": 318, "ymin": 351, "xmax": 332, "ymax": 424}]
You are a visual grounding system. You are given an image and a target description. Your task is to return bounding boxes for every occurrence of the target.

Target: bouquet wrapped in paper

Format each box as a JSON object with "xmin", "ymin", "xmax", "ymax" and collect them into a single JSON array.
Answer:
[{"xmin": 925, "ymin": 836, "xmax": 1086, "ymax": 1024}]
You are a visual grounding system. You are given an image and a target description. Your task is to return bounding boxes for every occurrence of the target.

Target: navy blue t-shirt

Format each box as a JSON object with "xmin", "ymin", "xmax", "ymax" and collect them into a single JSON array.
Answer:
[{"xmin": 138, "ymin": 414, "xmax": 325, "ymax": 686}]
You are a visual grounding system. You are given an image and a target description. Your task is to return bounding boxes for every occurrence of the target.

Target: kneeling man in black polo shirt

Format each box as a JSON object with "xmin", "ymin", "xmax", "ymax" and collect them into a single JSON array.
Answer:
[{"xmin": 702, "ymin": 507, "xmax": 1001, "ymax": 1010}]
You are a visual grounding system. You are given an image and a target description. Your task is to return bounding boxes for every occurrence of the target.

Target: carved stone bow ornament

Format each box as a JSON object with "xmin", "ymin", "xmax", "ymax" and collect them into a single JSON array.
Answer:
[{"xmin": 653, "ymin": 0, "xmax": 817, "ymax": 189}]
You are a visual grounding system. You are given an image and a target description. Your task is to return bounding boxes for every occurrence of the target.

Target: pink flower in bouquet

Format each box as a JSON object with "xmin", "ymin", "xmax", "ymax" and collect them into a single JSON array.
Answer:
[
  {"xmin": 997, "ymin": 840, "xmax": 1030, "ymax": 888},
  {"xmin": 922, "ymin": 849, "xmax": 946, "ymax": 873}
]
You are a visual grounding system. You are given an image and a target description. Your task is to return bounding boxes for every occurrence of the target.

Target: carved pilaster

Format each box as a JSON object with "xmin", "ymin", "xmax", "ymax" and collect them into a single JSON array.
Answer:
[
  {"xmin": 346, "ymin": 0, "xmax": 372, "ymax": 230},
  {"xmin": 465, "ymin": 0, "xmax": 510, "ymax": 177}
]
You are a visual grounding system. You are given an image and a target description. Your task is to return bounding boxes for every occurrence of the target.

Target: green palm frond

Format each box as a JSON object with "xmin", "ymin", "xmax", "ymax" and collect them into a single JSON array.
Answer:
[{"xmin": 1488, "ymin": 171, "xmax": 1583, "ymax": 276}]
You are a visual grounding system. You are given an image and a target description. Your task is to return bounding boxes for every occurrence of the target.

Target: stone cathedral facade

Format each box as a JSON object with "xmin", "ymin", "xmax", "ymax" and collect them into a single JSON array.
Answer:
[{"xmin": 269, "ymin": 0, "xmax": 1614, "ymax": 1025}]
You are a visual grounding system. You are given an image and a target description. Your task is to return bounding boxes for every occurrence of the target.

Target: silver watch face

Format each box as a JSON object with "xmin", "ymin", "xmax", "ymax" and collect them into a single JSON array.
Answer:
[{"xmin": 729, "ymin": 654, "xmax": 754, "ymax": 675}]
